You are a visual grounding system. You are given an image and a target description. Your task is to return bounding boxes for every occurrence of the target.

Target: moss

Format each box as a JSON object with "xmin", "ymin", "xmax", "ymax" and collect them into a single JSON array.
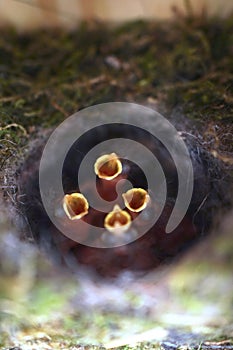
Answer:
[{"xmin": 0, "ymin": 12, "xmax": 232, "ymax": 139}]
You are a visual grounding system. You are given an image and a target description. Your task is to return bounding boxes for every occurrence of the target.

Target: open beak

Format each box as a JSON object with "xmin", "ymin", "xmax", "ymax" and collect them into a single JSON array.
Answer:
[
  {"xmin": 104, "ymin": 204, "xmax": 132, "ymax": 234},
  {"xmin": 94, "ymin": 152, "xmax": 122, "ymax": 180},
  {"xmin": 63, "ymin": 193, "xmax": 89, "ymax": 220},
  {"xmin": 122, "ymin": 188, "xmax": 150, "ymax": 213}
]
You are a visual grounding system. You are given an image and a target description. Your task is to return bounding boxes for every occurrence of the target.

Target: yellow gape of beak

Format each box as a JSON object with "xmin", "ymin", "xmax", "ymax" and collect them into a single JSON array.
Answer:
[
  {"xmin": 94, "ymin": 153, "xmax": 122, "ymax": 180},
  {"xmin": 122, "ymin": 188, "xmax": 150, "ymax": 213},
  {"xmin": 63, "ymin": 193, "xmax": 89, "ymax": 220},
  {"xmin": 104, "ymin": 205, "xmax": 132, "ymax": 234}
]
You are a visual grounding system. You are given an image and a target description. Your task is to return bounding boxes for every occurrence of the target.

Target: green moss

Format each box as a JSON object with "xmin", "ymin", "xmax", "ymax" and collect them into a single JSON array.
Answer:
[{"xmin": 0, "ymin": 12, "xmax": 232, "ymax": 145}]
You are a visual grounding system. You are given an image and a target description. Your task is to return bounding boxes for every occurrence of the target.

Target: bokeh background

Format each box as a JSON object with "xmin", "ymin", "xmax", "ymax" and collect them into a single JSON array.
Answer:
[{"xmin": 0, "ymin": 0, "xmax": 233, "ymax": 29}]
